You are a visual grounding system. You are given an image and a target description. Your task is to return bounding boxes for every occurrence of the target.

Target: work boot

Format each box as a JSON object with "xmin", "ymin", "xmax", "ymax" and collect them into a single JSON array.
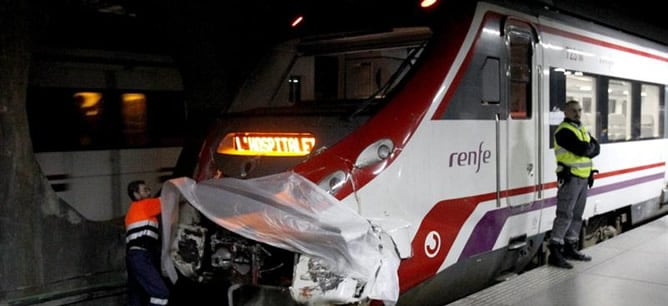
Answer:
[
  {"xmin": 548, "ymin": 243, "xmax": 573, "ymax": 269},
  {"xmin": 563, "ymin": 241, "xmax": 592, "ymax": 261}
]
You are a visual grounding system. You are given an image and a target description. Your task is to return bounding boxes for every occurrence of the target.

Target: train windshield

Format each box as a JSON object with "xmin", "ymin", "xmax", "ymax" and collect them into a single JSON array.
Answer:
[{"xmin": 228, "ymin": 27, "xmax": 432, "ymax": 113}]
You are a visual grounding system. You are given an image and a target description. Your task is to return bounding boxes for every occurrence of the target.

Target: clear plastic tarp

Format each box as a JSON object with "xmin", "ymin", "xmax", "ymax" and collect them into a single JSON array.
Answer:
[{"xmin": 159, "ymin": 171, "xmax": 400, "ymax": 304}]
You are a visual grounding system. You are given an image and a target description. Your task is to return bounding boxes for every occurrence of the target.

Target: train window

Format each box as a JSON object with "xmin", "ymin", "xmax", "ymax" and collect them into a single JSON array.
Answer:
[
  {"xmin": 549, "ymin": 68, "xmax": 600, "ymax": 147},
  {"xmin": 122, "ymin": 93, "xmax": 148, "ymax": 146},
  {"xmin": 550, "ymin": 68, "xmax": 666, "ymax": 144},
  {"xmin": 639, "ymin": 84, "xmax": 661, "ymax": 139},
  {"xmin": 229, "ymin": 27, "xmax": 432, "ymax": 112},
  {"xmin": 342, "ymin": 48, "xmax": 418, "ymax": 100},
  {"xmin": 27, "ymin": 87, "xmax": 185, "ymax": 152},
  {"xmin": 288, "ymin": 76, "xmax": 302, "ymax": 103},
  {"xmin": 74, "ymin": 91, "xmax": 107, "ymax": 147},
  {"xmin": 607, "ymin": 79, "xmax": 631, "ymax": 141},
  {"xmin": 76, "ymin": 92, "xmax": 103, "ymax": 117},
  {"xmin": 314, "ymin": 57, "xmax": 338, "ymax": 100},
  {"xmin": 346, "ymin": 58, "xmax": 375, "ymax": 99},
  {"xmin": 508, "ymin": 31, "xmax": 532, "ymax": 119},
  {"xmin": 27, "ymin": 89, "xmax": 101, "ymax": 151},
  {"xmin": 565, "ymin": 73, "xmax": 597, "ymax": 136}
]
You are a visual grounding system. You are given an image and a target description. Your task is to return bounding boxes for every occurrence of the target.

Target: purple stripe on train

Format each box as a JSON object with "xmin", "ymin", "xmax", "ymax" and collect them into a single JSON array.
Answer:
[{"xmin": 458, "ymin": 172, "xmax": 665, "ymax": 259}]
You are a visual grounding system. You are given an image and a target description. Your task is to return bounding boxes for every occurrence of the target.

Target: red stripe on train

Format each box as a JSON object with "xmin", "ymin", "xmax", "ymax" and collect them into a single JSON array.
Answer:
[{"xmin": 397, "ymin": 161, "xmax": 665, "ymax": 291}]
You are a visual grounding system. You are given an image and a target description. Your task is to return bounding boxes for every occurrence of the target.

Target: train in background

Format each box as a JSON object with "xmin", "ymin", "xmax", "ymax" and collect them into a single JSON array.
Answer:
[
  {"xmin": 27, "ymin": 48, "xmax": 185, "ymax": 221},
  {"xmin": 160, "ymin": 0, "xmax": 668, "ymax": 305}
]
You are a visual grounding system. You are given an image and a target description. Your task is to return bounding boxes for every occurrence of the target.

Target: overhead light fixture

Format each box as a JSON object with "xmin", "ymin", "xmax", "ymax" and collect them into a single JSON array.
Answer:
[
  {"xmin": 291, "ymin": 15, "xmax": 304, "ymax": 28},
  {"xmin": 420, "ymin": 0, "xmax": 439, "ymax": 9}
]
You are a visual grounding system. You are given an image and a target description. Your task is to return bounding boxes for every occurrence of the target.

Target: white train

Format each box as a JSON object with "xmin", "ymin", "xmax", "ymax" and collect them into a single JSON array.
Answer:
[
  {"xmin": 164, "ymin": 1, "xmax": 668, "ymax": 305},
  {"xmin": 27, "ymin": 48, "xmax": 184, "ymax": 221}
]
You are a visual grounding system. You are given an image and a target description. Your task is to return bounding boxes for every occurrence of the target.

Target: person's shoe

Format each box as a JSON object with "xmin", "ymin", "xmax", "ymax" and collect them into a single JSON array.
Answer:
[
  {"xmin": 563, "ymin": 241, "xmax": 592, "ymax": 261},
  {"xmin": 548, "ymin": 244, "xmax": 573, "ymax": 269}
]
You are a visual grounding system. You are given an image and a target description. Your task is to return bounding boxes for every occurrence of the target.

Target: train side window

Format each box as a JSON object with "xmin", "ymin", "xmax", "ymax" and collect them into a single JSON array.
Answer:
[
  {"xmin": 122, "ymin": 93, "xmax": 148, "ymax": 146},
  {"xmin": 565, "ymin": 73, "xmax": 597, "ymax": 136},
  {"xmin": 74, "ymin": 91, "xmax": 113, "ymax": 148},
  {"xmin": 27, "ymin": 88, "xmax": 89, "ymax": 151},
  {"xmin": 607, "ymin": 79, "xmax": 632, "ymax": 141},
  {"xmin": 639, "ymin": 84, "xmax": 661, "ymax": 139},
  {"xmin": 508, "ymin": 31, "xmax": 532, "ymax": 119},
  {"xmin": 27, "ymin": 88, "xmax": 185, "ymax": 151},
  {"xmin": 548, "ymin": 68, "xmax": 565, "ymax": 148},
  {"xmin": 550, "ymin": 71, "xmax": 665, "ymax": 143}
]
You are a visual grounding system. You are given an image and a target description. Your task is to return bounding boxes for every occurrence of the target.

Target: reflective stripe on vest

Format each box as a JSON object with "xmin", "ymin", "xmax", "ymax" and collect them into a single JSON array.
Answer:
[
  {"xmin": 554, "ymin": 122, "xmax": 593, "ymax": 178},
  {"xmin": 125, "ymin": 227, "xmax": 159, "ymax": 244},
  {"xmin": 125, "ymin": 198, "xmax": 161, "ymax": 246},
  {"xmin": 126, "ymin": 220, "xmax": 159, "ymax": 231}
]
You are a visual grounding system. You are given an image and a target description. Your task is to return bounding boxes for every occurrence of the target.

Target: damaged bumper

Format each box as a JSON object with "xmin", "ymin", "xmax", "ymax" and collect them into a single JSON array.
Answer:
[{"xmin": 159, "ymin": 172, "xmax": 400, "ymax": 305}]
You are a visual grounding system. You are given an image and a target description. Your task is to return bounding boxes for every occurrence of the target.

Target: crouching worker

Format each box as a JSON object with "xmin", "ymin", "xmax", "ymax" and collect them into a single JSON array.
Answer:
[
  {"xmin": 125, "ymin": 180, "xmax": 170, "ymax": 305},
  {"xmin": 549, "ymin": 100, "xmax": 600, "ymax": 269}
]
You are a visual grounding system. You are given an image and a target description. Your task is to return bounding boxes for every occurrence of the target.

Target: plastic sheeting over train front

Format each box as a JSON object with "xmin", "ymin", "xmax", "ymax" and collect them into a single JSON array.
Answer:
[{"xmin": 159, "ymin": 171, "xmax": 400, "ymax": 304}]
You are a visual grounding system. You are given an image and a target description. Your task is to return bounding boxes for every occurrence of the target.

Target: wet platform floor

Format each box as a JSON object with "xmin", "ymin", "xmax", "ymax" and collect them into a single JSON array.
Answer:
[{"xmin": 448, "ymin": 215, "xmax": 668, "ymax": 306}]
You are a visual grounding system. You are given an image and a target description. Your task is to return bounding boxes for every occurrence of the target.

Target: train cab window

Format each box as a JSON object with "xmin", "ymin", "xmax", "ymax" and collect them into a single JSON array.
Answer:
[
  {"xmin": 565, "ymin": 73, "xmax": 597, "ymax": 135},
  {"xmin": 346, "ymin": 59, "xmax": 375, "ymax": 99},
  {"xmin": 607, "ymin": 79, "xmax": 632, "ymax": 141},
  {"xmin": 288, "ymin": 76, "xmax": 302, "ymax": 103},
  {"xmin": 639, "ymin": 84, "xmax": 662, "ymax": 139},
  {"xmin": 229, "ymin": 27, "xmax": 432, "ymax": 112},
  {"xmin": 508, "ymin": 31, "xmax": 532, "ymax": 119}
]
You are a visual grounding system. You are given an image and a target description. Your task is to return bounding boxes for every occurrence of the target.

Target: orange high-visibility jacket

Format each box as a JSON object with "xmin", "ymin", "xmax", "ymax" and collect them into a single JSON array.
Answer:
[{"xmin": 125, "ymin": 198, "xmax": 161, "ymax": 250}]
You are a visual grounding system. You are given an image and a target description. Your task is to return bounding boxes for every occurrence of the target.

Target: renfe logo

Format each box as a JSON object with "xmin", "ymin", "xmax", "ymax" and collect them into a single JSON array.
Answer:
[{"xmin": 449, "ymin": 141, "xmax": 492, "ymax": 173}]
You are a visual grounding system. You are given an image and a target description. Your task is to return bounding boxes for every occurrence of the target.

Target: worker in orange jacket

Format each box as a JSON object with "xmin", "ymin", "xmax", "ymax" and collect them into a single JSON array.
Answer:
[{"xmin": 125, "ymin": 180, "xmax": 169, "ymax": 306}]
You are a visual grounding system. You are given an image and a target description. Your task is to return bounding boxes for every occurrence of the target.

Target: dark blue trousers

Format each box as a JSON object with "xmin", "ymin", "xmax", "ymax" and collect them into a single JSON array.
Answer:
[{"xmin": 126, "ymin": 249, "xmax": 170, "ymax": 306}]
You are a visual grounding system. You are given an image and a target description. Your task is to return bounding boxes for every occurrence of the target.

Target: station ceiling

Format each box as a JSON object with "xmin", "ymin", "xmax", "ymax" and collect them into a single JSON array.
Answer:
[{"xmin": 36, "ymin": 0, "xmax": 668, "ymax": 54}]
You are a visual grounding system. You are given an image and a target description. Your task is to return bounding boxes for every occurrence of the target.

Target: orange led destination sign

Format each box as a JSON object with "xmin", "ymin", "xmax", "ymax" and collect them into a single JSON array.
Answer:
[{"xmin": 217, "ymin": 132, "xmax": 316, "ymax": 156}]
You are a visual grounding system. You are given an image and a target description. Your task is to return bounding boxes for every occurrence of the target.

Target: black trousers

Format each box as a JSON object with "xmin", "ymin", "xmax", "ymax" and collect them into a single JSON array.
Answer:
[{"xmin": 126, "ymin": 248, "xmax": 170, "ymax": 306}]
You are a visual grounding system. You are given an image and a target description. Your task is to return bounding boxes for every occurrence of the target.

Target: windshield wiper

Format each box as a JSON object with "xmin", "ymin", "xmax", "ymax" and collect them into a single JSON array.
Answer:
[{"xmin": 346, "ymin": 41, "xmax": 427, "ymax": 120}]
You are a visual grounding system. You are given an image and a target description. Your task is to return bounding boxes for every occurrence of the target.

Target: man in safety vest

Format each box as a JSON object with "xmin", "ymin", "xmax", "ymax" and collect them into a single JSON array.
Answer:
[
  {"xmin": 548, "ymin": 100, "xmax": 600, "ymax": 269},
  {"xmin": 125, "ymin": 180, "xmax": 169, "ymax": 305}
]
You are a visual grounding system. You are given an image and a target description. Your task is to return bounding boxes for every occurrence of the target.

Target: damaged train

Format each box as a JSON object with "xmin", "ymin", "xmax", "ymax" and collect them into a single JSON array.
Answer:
[{"xmin": 159, "ymin": 1, "xmax": 668, "ymax": 305}]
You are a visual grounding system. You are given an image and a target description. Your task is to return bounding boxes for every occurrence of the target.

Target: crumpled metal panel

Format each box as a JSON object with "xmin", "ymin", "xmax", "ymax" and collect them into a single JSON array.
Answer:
[{"xmin": 159, "ymin": 171, "xmax": 400, "ymax": 304}]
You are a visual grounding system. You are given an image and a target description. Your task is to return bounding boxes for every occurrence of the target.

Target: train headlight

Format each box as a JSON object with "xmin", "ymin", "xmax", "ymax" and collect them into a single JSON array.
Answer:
[
  {"xmin": 355, "ymin": 138, "xmax": 394, "ymax": 168},
  {"xmin": 317, "ymin": 170, "xmax": 347, "ymax": 195}
]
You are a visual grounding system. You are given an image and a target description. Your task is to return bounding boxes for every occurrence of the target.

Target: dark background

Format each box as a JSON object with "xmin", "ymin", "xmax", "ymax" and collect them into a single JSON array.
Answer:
[{"xmin": 35, "ymin": 0, "xmax": 668, "ymax": 56}]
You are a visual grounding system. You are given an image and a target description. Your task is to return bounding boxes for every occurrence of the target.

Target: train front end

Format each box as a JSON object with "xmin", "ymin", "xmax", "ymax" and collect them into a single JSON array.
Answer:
[{"xmin": 162, "ymin": 26, "xmax": 435, "ymax": 305}]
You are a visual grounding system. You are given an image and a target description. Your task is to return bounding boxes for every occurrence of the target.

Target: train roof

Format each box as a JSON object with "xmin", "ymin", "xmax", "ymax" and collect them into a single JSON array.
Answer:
[{"xmin": 483, "ymin": 0, "xmax": 668, "ymax": 50}]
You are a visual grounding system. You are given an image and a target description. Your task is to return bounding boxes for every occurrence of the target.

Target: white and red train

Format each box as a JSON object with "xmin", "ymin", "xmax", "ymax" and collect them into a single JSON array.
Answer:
[{"xmin": 162, "ymin": 1, "xmax": 668, "ymax": 305}]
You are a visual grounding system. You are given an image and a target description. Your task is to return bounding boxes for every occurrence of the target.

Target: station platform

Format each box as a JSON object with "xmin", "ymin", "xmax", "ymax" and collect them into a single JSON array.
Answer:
[{"xmin": 448, "ymin": 215, "xmax": 668, "ymax": 306}]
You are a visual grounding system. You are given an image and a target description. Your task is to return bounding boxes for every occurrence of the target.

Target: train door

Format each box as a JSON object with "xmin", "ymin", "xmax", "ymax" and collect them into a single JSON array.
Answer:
[{"xmin": 503, "ymin": 21, "xmax": 540, "ymax": 208}]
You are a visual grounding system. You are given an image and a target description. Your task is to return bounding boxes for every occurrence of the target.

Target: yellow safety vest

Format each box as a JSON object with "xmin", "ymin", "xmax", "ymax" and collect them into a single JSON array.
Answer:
[{"xmin": 554, "ymin": 122, "xmax": 594, "ymax": 179}]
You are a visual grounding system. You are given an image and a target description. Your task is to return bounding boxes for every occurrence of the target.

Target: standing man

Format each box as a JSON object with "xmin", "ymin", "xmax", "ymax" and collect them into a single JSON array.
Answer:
[
  {"xmin": 125, "ymin": 180, "xmax": 170, "ymax": 305},
  {"xmin": 548, "ymin": 100, "xmax": 600, "ymax": 269}
]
